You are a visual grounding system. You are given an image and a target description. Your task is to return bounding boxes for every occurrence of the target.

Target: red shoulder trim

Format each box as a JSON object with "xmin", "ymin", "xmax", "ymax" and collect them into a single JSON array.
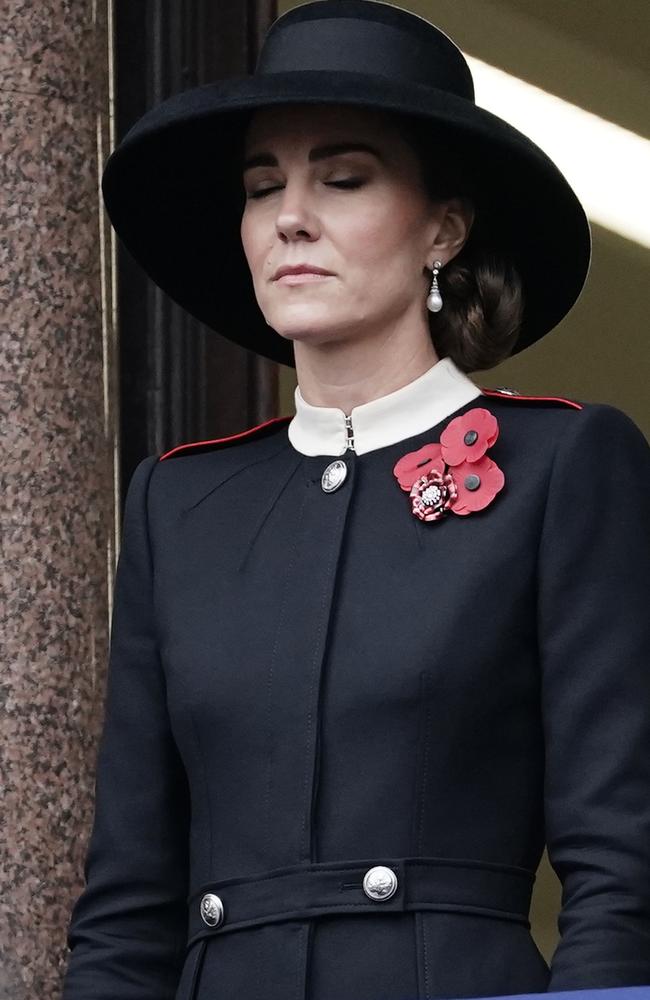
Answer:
[
  {"xmin": 480, "ymin": 387, "xmax": 583, "ymax": 410},
  {"xmin": 158, "ymin": 414, "xmax": 292, "ymax": 461}
]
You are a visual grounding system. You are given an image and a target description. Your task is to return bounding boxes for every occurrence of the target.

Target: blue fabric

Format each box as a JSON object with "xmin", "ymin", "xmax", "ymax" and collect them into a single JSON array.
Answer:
[{"xmin": 458, "ymin": 990, "xmax": 650, "ymax": 1000}]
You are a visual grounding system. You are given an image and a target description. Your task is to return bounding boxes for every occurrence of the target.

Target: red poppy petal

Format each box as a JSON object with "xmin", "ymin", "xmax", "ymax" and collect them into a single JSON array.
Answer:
[
  {"xmin": 439, "ymin": 423, "xmax": 465, "ymax": 465},
  {"xmin": 486, "ymin": 425, "xmax": 499, "ymax": 448},
  {"xmin": 393, "ymin": 443, "xmax": 443, "ymax": 490},
  {"xmin": 451, "ymin": 457, "xmax": 505, "ymax": 512},
  {"xmin": 440, "ymin": 408, "xmax": 499, "ymax": 466}
]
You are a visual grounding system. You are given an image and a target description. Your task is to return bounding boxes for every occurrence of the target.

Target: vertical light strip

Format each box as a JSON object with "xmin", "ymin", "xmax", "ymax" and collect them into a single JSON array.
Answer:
[
  {"xmin": 467, "ymin": 54, "xmax": 650, "ymax": 249},
  {"xmin": 107, "ymin": 0, "xmax": 121, "ymax": 595},
  {"xmin": 95, "ymin": 0, "xmax": 121, "ymax": 628}
]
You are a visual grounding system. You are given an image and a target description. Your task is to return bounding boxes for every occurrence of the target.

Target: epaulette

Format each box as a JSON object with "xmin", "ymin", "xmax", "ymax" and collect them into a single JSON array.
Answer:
[
  {"xmin": 159, "ymin": 414, "xmax": 292, "ymax": 461},
  {"xmin": 480, "ymin": 386, "xmax": 583, "ymax": 410}
]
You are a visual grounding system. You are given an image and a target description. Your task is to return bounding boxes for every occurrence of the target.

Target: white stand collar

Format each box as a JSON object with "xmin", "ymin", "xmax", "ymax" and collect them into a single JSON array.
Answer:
[{"xmin": 287, "ymin": 356, "xmax": 482, "ymax": 457}]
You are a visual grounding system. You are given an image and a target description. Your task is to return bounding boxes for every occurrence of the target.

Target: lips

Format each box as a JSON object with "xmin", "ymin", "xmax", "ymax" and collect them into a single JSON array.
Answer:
[{"xmin": 273, "ymin": 264, "xmax": 334, "ymax": 280}]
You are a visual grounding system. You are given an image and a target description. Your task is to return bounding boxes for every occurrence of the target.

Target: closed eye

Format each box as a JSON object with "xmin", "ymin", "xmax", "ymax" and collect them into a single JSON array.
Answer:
[{"xmin": 246, "ymin": 179, "xmax": 365, "ymax": 200}]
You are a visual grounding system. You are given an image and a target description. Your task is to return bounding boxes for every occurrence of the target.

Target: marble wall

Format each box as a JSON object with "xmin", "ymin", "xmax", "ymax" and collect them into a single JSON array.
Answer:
[{"xmin": 0, "ymin": 2, "xmax": 117, "ymax": 996}]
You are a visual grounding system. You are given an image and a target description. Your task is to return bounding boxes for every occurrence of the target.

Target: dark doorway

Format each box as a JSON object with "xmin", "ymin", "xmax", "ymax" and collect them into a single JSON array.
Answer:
[{"xmin": 114, "ymin": 0, "xmax": 280, "ymax": 505}]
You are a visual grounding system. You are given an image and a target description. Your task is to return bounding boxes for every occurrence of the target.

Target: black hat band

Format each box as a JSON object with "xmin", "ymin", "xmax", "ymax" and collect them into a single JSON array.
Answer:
[{"xmin": 256, "ymin": 17, "xmax": 475, "ymax": 100}]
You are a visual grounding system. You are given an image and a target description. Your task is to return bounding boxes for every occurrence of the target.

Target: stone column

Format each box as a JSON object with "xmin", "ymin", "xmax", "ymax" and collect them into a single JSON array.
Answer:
[{"xmin": 0, "ymin": 3, "xmax": 117, "ymax": 997}]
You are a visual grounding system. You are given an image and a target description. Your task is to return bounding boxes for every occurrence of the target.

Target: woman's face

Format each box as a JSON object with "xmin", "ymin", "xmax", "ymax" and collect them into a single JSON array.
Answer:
[{"xmin": 240, "ymin": 103, "xmax": 464, "ymax": 354}]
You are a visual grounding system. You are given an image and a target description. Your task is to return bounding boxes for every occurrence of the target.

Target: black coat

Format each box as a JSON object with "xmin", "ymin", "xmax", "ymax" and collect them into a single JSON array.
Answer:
[{"xmin": 62, "ymin": 388, "xmax": 650, "ymax": 1000}]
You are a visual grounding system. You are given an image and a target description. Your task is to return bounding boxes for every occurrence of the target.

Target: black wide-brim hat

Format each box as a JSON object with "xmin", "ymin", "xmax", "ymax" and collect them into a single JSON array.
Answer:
[{"xmin": 101, "ymin": 0, "xmax": 591, "ymax": 368}]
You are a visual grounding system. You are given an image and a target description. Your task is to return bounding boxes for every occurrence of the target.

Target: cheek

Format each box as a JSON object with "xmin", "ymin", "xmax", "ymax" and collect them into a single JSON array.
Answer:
[
  {"xmin": 239, "ymin": 213, "xmax": 267, "ymax": 272},
  {"xmin": 340, "ymin": 195, "xmax": 422, "ymax": 271},
  {"xmin": 239, "ymin": 215, "xmax": 254, "ymax": 264}
]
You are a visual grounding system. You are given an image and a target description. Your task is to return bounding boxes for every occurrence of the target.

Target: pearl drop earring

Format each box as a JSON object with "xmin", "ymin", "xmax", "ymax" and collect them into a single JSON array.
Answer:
[{"xmin": 426, "ymin": 259, "xmax": 443, "ymax": 313}]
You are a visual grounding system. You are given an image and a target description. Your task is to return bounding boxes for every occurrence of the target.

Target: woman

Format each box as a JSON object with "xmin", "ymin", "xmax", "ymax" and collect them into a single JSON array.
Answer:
[{"xmin": 62, "ymin": 2, "xmax": 650, "ymax": 999}]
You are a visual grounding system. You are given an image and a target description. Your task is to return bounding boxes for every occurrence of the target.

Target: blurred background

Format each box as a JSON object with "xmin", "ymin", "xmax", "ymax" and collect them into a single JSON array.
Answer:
[{"xmin": 1, "ymin": 1, "xmax": 648, "ymax": 995}]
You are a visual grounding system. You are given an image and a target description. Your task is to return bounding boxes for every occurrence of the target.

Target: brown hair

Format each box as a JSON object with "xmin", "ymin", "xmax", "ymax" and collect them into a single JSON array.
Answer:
[{"xmin": 399, "ymin": 115, "xmax": 525, "ymax": 373}]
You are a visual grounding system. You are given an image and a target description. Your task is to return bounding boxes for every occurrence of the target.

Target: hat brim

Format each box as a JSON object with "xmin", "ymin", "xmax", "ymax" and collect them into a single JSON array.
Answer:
[{"xmin": 101, "ymin": 70, "xmax": 592, "ymax": 368}]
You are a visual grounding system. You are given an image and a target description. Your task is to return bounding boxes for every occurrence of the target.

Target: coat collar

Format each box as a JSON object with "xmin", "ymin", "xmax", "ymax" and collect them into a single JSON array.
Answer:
[{"xmin": 287, "ymin": 356, "xmax": 482, "ymax": 457}]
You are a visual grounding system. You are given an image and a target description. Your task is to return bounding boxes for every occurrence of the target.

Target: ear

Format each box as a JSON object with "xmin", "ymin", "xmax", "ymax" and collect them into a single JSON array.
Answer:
[{"xmin": 426, "ymin": 196, "xmax": 475, "ymax": 266}]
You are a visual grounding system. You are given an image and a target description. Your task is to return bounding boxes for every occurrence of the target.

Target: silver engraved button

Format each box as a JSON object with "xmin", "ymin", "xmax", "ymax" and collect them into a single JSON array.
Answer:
[
  {"xmin": 362, "ymin": 865, "xmax": 398, "ymax": 902},
  {"xmin": 200, "ymin": 892, "xmax": 224, "ymax": 927},
  {"xmin": 321, "ymin": 460, "xmax": 348, "ymax": 493}
]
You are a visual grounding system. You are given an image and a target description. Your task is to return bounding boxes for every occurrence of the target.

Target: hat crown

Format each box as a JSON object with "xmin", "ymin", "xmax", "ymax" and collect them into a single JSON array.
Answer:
[{"xmin": 256, "ymin": 0, "xmax": 475, "ymax": 101}]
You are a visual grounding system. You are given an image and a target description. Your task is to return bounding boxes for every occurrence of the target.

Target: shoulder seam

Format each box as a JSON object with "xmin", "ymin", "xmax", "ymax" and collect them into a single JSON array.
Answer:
[
  {"xmin": 158, "ymin": 415, "xmax": 292, "ymax": 461},
  {"xmin": 480, "ymin": 387, "xmax": 583, "ymax": 410}
]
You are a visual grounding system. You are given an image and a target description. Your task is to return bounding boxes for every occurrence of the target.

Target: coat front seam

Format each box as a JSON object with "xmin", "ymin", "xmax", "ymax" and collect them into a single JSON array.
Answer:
[
  {"xmin": 300, "ymin": 496, "xmax": 350, "ymax": 862},
  {"xmin": 295, "ymin": 922, "xmax": 309, "ymax": 1000},
  {"xmin": 263, "ymin": 487, "xmax": 310, "ymax": 859},
  {"xmin": 421, "ymin": 911, "xmax": 433, "ymax": 999}
]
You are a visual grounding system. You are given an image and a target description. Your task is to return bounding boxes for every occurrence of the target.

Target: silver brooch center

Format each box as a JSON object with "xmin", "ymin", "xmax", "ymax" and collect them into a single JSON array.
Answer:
[{"xmin": 421, "ymin": 484, "xmax": 442, "ymax": 506}]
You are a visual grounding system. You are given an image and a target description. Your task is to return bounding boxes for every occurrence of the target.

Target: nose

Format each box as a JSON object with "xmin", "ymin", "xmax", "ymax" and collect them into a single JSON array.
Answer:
[{"xmin": 274, "ymin": 180, "xmax": 319, "ymax": 242}]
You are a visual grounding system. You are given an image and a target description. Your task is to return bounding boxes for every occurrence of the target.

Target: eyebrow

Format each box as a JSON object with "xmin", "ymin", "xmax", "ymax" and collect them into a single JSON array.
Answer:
[{"xmin": 242, "ymin": 142, "xmax": 384, "ymax": 173}]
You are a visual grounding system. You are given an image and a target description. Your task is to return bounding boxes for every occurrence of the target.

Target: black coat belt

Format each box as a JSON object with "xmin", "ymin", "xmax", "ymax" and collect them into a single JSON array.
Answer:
[{"xmin": 186, "ymin": 856, "xmax": 535, "ymax": 947}]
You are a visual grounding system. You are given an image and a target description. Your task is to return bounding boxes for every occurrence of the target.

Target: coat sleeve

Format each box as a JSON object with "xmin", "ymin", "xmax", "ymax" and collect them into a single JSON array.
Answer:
[
  {"xmin": 537, "ymin": 402, "xmax": 650, "ymax": 988},
  {"xmin": 62, "ymin": 455, "xmax": 191, "ymax": 1000}
]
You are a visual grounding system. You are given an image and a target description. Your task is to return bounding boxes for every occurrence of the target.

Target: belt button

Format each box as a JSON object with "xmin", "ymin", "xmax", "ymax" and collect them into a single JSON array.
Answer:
[
  {"xmin": 363, "ymin": 865, "xmax": 398, "ymax": 901},
  {"xmin": 200, "ymin": 892, "xmax": 224, "ymax": 927}
]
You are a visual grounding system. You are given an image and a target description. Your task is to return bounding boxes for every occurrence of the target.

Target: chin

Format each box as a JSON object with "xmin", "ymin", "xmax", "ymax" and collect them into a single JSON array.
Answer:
[{"xmin": 267, "ymin": 312, "xmax": 342, "ymax": 343}]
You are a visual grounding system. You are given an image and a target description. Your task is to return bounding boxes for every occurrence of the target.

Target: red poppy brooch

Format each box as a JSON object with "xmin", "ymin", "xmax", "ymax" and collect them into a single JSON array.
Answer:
[{"xmin": 393, "ymin": 408, "xmax": 505, "ymax": 522}]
